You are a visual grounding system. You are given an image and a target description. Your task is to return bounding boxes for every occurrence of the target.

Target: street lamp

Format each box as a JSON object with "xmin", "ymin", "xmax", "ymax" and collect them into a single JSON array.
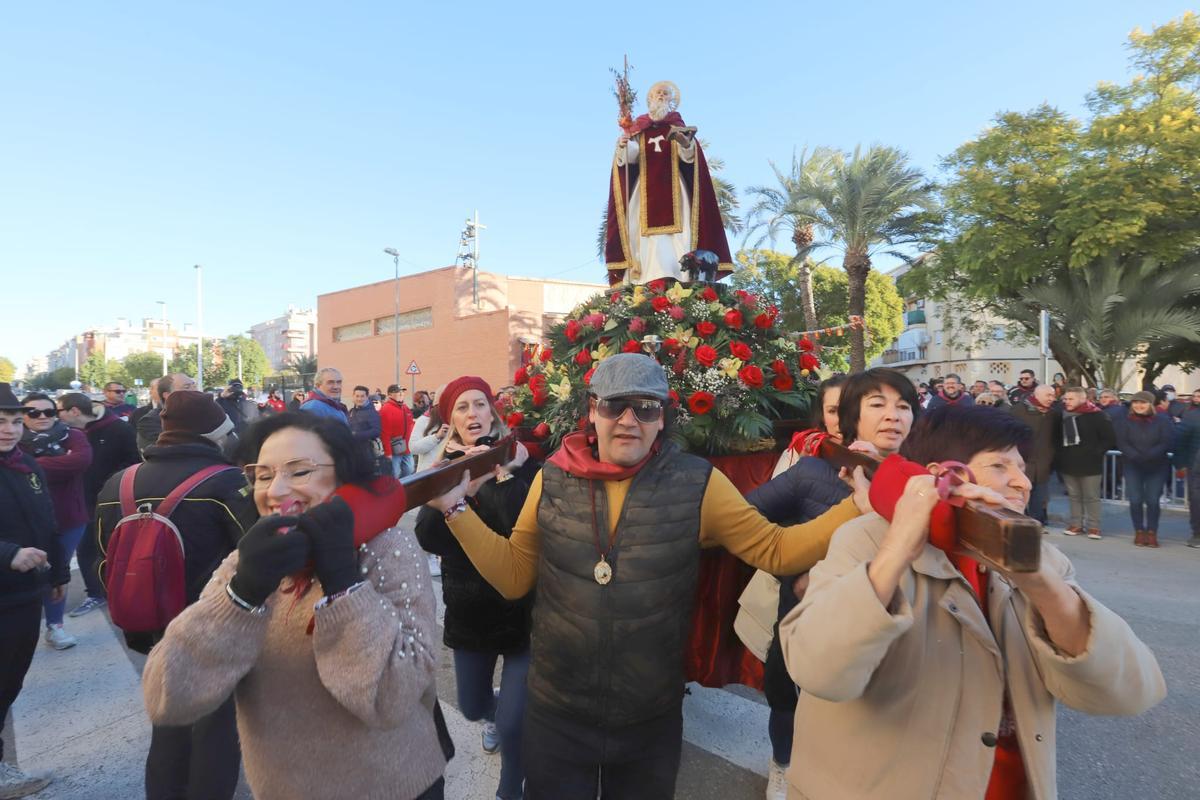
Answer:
[
  {"xmin": 194, "ymin": 265, "xmax": 204, "ymax": 390},
  {"xmin": 383, "ymin": 248, "xmax": 400, "ymax": 385},
  {"xmin": 156, "ymin": 300, "xmax": 168, "ymax": 375}
]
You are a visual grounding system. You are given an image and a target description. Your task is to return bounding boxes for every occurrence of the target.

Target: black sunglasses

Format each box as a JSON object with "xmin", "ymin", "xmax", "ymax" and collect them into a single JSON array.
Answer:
[
  {"xmin": 25, "ymin": 409, "xmax": 58, "ymax": 419},
  {"xmin": 595, "ymin": 398, "xmax": 664, "ymax": 423}
]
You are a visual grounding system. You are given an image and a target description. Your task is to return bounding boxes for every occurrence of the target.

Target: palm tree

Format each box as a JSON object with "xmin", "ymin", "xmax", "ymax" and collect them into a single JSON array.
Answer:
[
  {"xmin": 783, "ymin": 145, "xmax": 940, "ymax": 370},
  {"xmin": 743, "ymin": 148, "xmax": 839, "ymax": 331},
  {"xmin": 1018, "ymin": 255, "xmax": 1200, "ymax": 389},
  {"xmin": 289, "ymin": 354, "xmax": 319, "ymax": 390}
]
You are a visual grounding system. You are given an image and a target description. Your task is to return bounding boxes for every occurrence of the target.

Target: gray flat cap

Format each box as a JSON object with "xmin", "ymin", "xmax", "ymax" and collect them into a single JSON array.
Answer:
[{"xmin": 589, "ymin": 353, "xmax": 669, "ymax": 401}]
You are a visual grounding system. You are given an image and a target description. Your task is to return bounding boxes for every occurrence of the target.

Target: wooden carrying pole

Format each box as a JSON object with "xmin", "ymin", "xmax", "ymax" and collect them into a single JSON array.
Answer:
[
  {"xmin": 814, "ymin": 438, "xmax": 1042, "ymax": 573},
  {"xmin": 398, "ymin": 435, "xmax": 516, "ymax": 510}
]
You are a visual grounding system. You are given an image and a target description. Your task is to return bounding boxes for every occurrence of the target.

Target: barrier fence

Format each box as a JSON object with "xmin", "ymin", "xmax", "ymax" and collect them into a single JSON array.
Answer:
[{"xmin": 1100, "ymin": 450, "xmax": 1189, "ymax": 508}]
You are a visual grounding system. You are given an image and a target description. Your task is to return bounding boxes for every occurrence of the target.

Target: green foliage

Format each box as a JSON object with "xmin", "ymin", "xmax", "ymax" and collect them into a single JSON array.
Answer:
[
  {"xmin": 34, "ymin": 367, "xmax": 77, "ymax": 391},
  {"xmin": 731, "ymin": 249, "xmax": 810, "ymax": 332},
  {"xmin": 122, "ymin": 352, "xmax": 167, "ymax": 385},
  {"xmin": 169, "ymin": 341, "xmax": 222, "ymax": 385},
  {"xmin": 289, "ymin": 354, "xmax": 320, "ymax": 389},
  {"xmin": 78, "ymin": 353, "xmax": 128, "ymax": 390},
  {"xmin": 215, "ymin": 336, "xmax": 271, "ymax": 387},
  {"xmin": 0, "ymin": 357, "xmax": 14, "ymax": 383}
]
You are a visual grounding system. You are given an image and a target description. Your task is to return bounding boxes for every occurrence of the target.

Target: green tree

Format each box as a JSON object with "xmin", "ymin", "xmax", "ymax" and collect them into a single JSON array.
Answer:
[
  {"xmin": 289, "ymin": 354, "xmax": 319, "ymax": 390},
  {"xmin": 217, "ymin": 335, "xmax": 270, "ymax": 387},
  {"xmin": 37, "ymin": 367, "xmax": 77, "ymax": 391},
  {"xmin": 907, "ymin": 14, "xmax": 1200, "ymax": 378},
  {"xmin": 780, "ymin": 145, "xmax": 939, "ymax": 370},
  {"xmin": 79, "ymin": 353, "xmax": 128, "ymax": 390},
  {"xmin": 0, "ymin": 357, "xmax": 14, "ymax": 383},
  {"xmin": 731, "ymin": 250, "xmax": 904, "ymax": 372},
  {"xmin": 743, "ymin": 148, "xmax": 839, "ymax": 330},
  {"xmin": 169, "ymin": 341, "xmax": 222, "ymax": 387},
  {"xmin": 123, "ymin": 352, "xmax": 167, "ymax": 386}
]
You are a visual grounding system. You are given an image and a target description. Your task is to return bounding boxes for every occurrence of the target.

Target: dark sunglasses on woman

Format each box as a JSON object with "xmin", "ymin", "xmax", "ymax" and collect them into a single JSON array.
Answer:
[{"xmin": 594, "ymin": 397, "xmax": 664, "ymax": 423}]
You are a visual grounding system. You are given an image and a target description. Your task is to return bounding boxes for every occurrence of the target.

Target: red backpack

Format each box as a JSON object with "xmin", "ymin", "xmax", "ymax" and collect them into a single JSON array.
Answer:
[{"xmin": 105, "ymin": 463, "xmax": 239, "ymax": 633}]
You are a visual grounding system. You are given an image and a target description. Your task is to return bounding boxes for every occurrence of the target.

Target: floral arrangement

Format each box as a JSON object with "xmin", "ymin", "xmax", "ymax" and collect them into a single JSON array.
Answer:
[{"xmin": 506, "ymin": 279, "xmax": 824, "ymax": 455}]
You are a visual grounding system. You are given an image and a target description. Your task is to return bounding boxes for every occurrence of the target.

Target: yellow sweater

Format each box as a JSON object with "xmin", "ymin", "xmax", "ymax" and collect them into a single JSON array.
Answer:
[{"xmin": 448, "ymin": 467, "xmax": 860, "ymax": 600}]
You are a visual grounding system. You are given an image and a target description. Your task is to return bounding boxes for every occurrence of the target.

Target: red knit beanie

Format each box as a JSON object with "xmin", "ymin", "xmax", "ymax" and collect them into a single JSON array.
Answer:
[
  {"xmin": 159, "ymin": 391, "xmax": 234, "ymax": 445},
  {"xmin": 438, "ymin": 376, "xmax": 494, "ymax": 423}
]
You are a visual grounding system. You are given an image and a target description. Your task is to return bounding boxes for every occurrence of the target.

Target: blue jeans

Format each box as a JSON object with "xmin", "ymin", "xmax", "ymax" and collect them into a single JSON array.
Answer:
[
  {"xmin": 43, "ymin": 524, "xmax": 86, "ymax": 626},
  {"xmin": 1025, "ymin": 479, "xmax": 1050, "ymax": 524},
  {"xmin": 454, "ymin": 648, "xmax": 530, "ymax": 799},
  {"xmin": 392, "ymin": 453, "xmax": 414, "ymax": 479},
  {"xmin": 1125, "ymin": 462, "xmax": 1167, "ymax": 531}
]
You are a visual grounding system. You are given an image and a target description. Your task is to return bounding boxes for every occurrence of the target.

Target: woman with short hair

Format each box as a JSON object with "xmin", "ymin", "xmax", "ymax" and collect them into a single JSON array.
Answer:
[
  {"xmin": 142, "ymin": 413, "xmax": 447, "ymax": 800},
  {"xmin": 779, "ymin": 405, "xmax": 1166, "ymax": 799},
  {"xmin": 1114, "ymin": 391, "xmax": 1175, "ymax": 547}
]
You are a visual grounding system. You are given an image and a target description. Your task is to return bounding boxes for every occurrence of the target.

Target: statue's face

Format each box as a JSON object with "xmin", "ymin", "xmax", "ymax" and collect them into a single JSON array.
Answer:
[{"xmin": 649, "ymin": 85, "xmax": 671, "ymax": 106}]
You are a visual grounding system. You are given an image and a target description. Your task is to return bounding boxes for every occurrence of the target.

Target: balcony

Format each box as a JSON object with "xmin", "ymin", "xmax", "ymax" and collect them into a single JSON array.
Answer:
[
  {"xmin": 880, "ymin": 346, "xmax": 927, "ymax": 365},
  {"xmin": 904, "ymin": 309, "xmax": 926, "ymax": 326}
]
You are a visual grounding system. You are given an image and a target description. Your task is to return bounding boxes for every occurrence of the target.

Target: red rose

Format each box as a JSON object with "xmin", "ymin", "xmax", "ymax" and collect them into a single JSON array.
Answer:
[
  {"xmin": 724, "ymin": 309, "xmax": 744, "ymax": 329},
  {"xmin": 506, "ymin": 411, "xmax": 525, "ymax": 427},
  {"xmin": 647, "ymin": 278, "xmax": 667, "ymax": 294},
  {"xmin": 798, "ymin": 337, "xmax": 815, "ymax": 352},
  {"xmin": 610, "ymin": 292, "xmax": 622, "ymax": 305},
  {"xmin": 772, "ymin": 373, "xmax": 794, "ymax": 391},
  {"xmin": 664, "ymin": 337, "xmax": 681, "ymax": 352},
  {"xmin": 565, "ymin": 319, "xmax": 581, "ymax": 343},
  {"xmin": 622, "ymin": 339, "xmax": 642, "ymax": 353},
  {"xmin": 694, "ymin": 345, "xmax": 718, "ymax": 367},
  {"xmin": 771, "ymin": 359, "xmax": 789, "ymax": 375},
  {"xmin": 532, "ymin": 422, "xmax": 550, "ymax": 439},
  {"xmin": 584, "ymin": 367, "xmax": 596, "ymax": 384},
  {"xmin": 800, "ymin": 353, "xmax": 820, "ymax": 372},
  {"xmin": 529, "ymin": 374, "xmax": 547, "ymax": 394},
  {"xmin": 754, "ymin": 313, "xmax": 772, "ymax": 329},
  {"xmin": 514, "ymin": 366, "xmax": 529, "ymax": 385},
  {"xmin": 696, "ymin": 320, "xmax": 717, "ymax": 337},
  {"xmin": 735, "ymin": 290, "xmax": 758, "ymax": 308},
  {"xmin": 668, "ymin": 389, "xmax": 681, "ymax": 408},
  {"xmin": 540, "ymin": 348, "xmax": 553, "ymax": 363},
  {"xmin": 729, "ymin": 341, "xmax": 752, "ymax": 361},
  {"xmin": 687, "ymin": 391, "xmax": 715, "ymax": 415},
  {"xmin": 651, "ymin": 296, "xmax": 672, "ymax": 313},
  {"xmin": 701, "ymin": 286, "xmax": 718, "ymax": 302},
  {"xmin": 575, "ymin": 350, "xmax": 593, "ymax": 366},
  {"xmin": 738, "ymin": 364, "xmax": 765, "ymax": 389},
  {"xmin": 531, "ymin": 391, "xmax": 547, "ymax": 408},
  {"xmin": 577, "ymin": 415, "xmax": 590, "ymax": 430}
]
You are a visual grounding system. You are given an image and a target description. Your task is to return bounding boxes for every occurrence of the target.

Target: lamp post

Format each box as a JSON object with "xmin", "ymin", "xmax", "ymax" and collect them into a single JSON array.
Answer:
[
  {"xmin": 195, "ymin": 265, "xmax": 204, "ymax": 390},
  {"xmin": 384, "ymin": 248, "xmax": 400, "ymax": 385},
  {"xmin": 156, "ymin": 300, "xmax": 168, "ymax": 374}
]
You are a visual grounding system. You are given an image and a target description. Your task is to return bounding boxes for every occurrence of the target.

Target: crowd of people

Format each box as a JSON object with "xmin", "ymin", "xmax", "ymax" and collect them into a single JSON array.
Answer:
[{"xmin": 0, "ymin": 355, "xmax": 1182, "ymax": 799}]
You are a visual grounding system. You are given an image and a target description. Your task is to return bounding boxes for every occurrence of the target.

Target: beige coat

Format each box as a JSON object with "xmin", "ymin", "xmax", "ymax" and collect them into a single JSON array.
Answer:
[{"xmin": 779, "ymin": 513, "xmax": 1165, "ymax": 800}]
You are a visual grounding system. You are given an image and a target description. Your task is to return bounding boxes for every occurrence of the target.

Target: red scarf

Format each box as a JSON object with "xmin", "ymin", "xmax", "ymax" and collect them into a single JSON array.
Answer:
[
  {"xmin": 0, "ymin": 446, "xmax": 33, "ymax": 474},
  {"xmin": 285, "ymin": 476, "xmax": 408, "ymax": 634},
  {"xmin": 938, "ymin": 389, "xmax": 966, "ymax": 405},
  {"xmin": 1024, "ymin": 394, "xmax": 1053, "ymax": 412},
  {"xmin": 547, "ymin": 430, "xmax": 662, "ymax": 481}
]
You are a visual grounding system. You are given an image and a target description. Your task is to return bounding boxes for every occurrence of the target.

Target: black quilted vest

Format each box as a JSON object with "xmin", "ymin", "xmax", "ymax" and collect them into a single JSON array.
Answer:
[{"xmin": 529, "ymin": 443, "xmax": 712, "ymax": 728}]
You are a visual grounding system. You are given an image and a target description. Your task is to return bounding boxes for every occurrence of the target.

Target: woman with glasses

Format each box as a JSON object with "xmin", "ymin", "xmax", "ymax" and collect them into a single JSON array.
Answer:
[
  {"xmin": 416, "ymin": 377, "xmax": 536, "ymax": 800},
  {"xmin": 142, "ymin": 412, "xmax": 448, "ymax": 800},
  {"xmin": 19, "ymin": 394, "xmax": 91, "ymax": 650}
]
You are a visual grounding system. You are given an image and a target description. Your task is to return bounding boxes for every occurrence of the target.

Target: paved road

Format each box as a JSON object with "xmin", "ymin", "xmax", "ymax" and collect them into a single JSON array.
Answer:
[{"xmin": 3, "ymin": 496, "xmax": 1196, "ymax": 799}]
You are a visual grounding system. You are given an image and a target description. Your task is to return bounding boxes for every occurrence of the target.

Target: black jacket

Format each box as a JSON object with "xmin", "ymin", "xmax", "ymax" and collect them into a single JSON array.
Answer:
[
  {"xmin": 415, "ymin": 461, "xmax": 539, "ymax": 654},
  {"xmin": 96, "ymin": 441, "xmax": 257, "ymax": 652},
  {"xmin": 1009, "ymin": 400, "xmax": 1061, "ymax": 483},
  {"xmin": 1056, "ymin": 410, "xmax": 1117, "ymax": 476},
  {"xmin": 83, "ymin": 411, "xmax": 141, "ymax": 507},
  {"xmin": 0, "ymin": 454, "xmax": 69, "ymax": 608}
]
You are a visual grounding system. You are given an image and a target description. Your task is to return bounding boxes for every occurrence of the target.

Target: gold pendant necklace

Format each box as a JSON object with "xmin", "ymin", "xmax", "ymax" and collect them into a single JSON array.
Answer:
[{"xmin": 593, "ymin": 555, "xmax": 613, "ymax": 585}]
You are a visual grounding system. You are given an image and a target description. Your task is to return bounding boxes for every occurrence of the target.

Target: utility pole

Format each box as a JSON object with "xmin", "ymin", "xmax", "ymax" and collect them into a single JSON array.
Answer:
[
  {"xmin": 156, "ymin": 301, "xmax": 168, "ymax": 374},
  {"xmin": 195, "ymin": 264, "xmax": 204, "ymax": 390},
  {"xmin": 384, "ymin": 248, "xmax": 401, "ymax": 385},
  {"xmin": 457, "ymin": 211, "xmax": 486, "ymax": 308}
]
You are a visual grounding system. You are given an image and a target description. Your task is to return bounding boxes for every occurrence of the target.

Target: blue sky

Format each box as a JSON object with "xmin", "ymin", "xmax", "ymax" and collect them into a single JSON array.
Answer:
[{"xmin": 1, "ymin": 1, "xmax": 1192, "ymax": 371}]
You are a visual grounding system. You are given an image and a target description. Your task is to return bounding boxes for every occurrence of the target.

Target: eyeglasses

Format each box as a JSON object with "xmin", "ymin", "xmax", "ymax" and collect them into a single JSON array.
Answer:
[
  {"xmin": 25, "ymin": 409, "xmax": 58, "ymax": 419},
  {"xmin": 243, "ymin": 459, "xmax": 335, "ymax": 487},
  {"xmin": 595, "ymin": 398, "xmax": 664, "ymax": 423}
]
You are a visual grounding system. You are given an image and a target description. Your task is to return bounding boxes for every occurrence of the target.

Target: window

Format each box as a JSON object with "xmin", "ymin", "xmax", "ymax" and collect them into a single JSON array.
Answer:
[
  {"xmin": 332, "ymin": 321, "xmax": 372, "ymax": 342},
  {"xmin": 375, "ymin": 307, "xmax": 433, "ymax": 335},
  {"xmin": 993, "ymin": 325, "xmax": 1006, "ymax": 341},
  {"xmin": 935, "ymin": 331, "xmax": 943, "ymax": 346}
]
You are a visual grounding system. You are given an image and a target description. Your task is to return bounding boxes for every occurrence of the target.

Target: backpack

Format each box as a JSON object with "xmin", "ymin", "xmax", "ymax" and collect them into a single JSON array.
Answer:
[{"xmin": 105, "ymin": 463, "xmax": 239, "ymax": 633}]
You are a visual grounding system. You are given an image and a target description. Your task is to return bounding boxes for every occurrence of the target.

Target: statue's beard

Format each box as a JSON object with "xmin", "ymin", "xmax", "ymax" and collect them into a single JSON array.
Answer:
[{"xmin": 648, "ymin": 99, "xmax": 670, "ymax": 120}]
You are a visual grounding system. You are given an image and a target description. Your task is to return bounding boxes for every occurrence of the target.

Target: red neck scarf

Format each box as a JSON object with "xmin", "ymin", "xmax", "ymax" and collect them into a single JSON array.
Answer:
[
  {"xmin": 1069, "ymin": 401, "xmax": 1101, "ymax": 414},
  {"xmin": 0, "ymin": 446, "xmax": 33, "ymax": 474},
  {"xmin": 1024, "ymin": 394, "xmax": 1052, "ymax": 412},
  {"xmin": 548, "ymin": 430, "xmax": 662, "ymax": 481}
]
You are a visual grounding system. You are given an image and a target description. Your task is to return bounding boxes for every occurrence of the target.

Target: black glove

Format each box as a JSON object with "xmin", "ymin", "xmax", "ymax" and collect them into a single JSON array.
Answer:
[
  {"xmin": 296, "ymin": 497, "xmax": 359, "ymax": 596},
  {"xmin": 228, "ymin": 515, "xmax": 311, "ymax": 607}
]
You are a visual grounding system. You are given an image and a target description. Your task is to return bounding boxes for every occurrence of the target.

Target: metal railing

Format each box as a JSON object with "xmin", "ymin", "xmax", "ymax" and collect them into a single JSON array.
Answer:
[
  {"xmin": 880, "ymin": 346, "xmax": 928, "ymax": 365},
  {"xmin": 1100, "ymin": 450, "xmax": 1189, "ymax": 508}
]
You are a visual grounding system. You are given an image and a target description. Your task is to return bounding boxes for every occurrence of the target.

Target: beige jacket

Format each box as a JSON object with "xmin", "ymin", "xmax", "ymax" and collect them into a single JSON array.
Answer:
[{"xmin": 779, "ymin": 513, "xmax": 1165, "ymax": 800}]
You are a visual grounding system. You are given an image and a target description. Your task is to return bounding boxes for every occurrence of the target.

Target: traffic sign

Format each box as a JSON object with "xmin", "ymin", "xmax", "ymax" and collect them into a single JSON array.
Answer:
[{"xmin": 406, "ymin": 360, "xmax": 421, "ymax": 375}]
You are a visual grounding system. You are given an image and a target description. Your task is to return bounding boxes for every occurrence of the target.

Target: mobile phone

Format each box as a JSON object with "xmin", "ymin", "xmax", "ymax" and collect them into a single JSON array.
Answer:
[
  {"xmin": 445, "ymin": 449, "xmax": 467, "ymax": 461},
  {"xmin": 475, "ymin": 435, "xmax": 497, "ymax": 447}
]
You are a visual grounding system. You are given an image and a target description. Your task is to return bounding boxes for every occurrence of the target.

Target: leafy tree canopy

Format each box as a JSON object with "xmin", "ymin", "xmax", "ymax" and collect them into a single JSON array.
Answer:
[
  {"xmin": 0, "ymin": 357, "xmax": 14, "ymax": 384},
  {"xmin": 122, "ymin": 352, "xmax": 167, "ymax": 386}
]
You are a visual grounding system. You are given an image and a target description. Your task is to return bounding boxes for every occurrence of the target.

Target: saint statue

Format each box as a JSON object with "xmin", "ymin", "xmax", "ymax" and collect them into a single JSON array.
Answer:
[{"xmin": 604, "ymin": 81, "xmax": 734, "ymax": 286}]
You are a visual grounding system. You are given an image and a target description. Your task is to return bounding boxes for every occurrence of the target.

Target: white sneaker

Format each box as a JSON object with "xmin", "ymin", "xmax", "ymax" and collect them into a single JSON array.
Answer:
[
  {"xmin": 427, "ymin": 555, "xmax": 442, "ymax": 577},
  {"xmin": 0, "ymin": 761, "xmax": 52, "ymax": 799},
  {"xmin": 44, "ymin": 624, "xmax": 77, "ymax": 650},
  {"xmin": 482, "ymin": 721, "xmax": 500, "ymax": 754},
  {"xmin": 766, "ymin": 758, "xmax": 788, "ymax": 800}
]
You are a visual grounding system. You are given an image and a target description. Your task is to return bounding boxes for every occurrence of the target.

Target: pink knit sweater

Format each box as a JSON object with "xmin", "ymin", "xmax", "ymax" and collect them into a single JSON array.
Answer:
[{"xmin": 142, "ymin": 526, "xmax": 445, "ymax": 800}]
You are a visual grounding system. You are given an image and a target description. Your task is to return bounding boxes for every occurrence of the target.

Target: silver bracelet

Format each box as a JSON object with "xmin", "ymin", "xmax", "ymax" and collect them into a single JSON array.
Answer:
[{"xmin": 225, "ymin": 583, "xmax": 268, "ymax": 615}]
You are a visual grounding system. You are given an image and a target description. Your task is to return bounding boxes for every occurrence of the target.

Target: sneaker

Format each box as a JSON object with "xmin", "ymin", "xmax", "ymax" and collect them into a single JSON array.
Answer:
[
  {"xmin": 43, "ymin": 624, "xmax": 77, "ymax": 650},
  {"xmin": 1187, "ymin": 535, "xmax": 1200, "ymax": 548},
  {"xmin": 427, "ymin": 555, "xmax": 441, "ymax": 578},
  {"xmin": 482, "ymin": 721, "xmax": 500, "ymax": 754},
  {"xmin": 0, "ymin": 761, "xmax": 52, "ymax": 799},
  {"xmin": 1086, "ymin": 529, "xmax": 1102, "ymax": 540},
  {"xmin": 1063, "ymin": 526, "xmax": 1083, "ymax": 536},
  {"xmin": 67, "ymin": 597, "xmax": 106, "ymax": 618},
  {"xmin": 766, "ymin": 759, "xmax": 788, "ymax": 800}
]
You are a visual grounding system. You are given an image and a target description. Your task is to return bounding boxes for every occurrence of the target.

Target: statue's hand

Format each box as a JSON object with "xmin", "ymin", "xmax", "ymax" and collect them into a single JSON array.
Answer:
[{"xmin": 617, "ymin": 133, "xmax": 629, "ymax": 149}]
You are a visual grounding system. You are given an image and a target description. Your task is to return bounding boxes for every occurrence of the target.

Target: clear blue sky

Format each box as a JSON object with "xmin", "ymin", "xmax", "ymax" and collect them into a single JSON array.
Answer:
[{"xmin": 1, "ymin": 1, "xmax": 1191, "ymax": 371}]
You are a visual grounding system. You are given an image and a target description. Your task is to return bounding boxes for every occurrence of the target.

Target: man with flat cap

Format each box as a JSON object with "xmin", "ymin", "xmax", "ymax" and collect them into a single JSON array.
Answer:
[
  {"xmin": 0, "ymin": 383, "xmax": 68, "ymax": 798},
  {"xmin": 427, "ymin": 354, "xmax": 870, "ymax": 798}
]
